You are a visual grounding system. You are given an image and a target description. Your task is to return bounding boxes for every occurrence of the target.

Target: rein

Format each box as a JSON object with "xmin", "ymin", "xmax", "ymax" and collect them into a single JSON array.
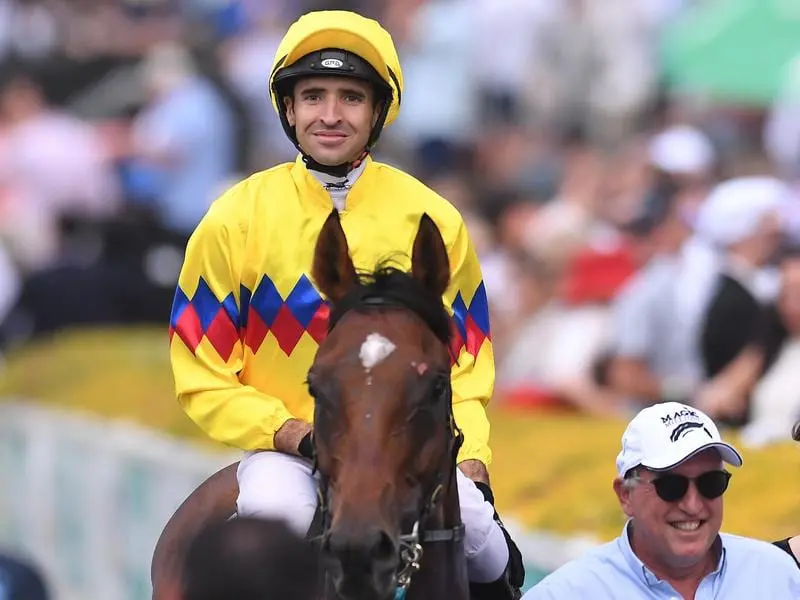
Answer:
[{"xmin": 312, "ymin": 294, "xmax": 465, "ymax": 595}]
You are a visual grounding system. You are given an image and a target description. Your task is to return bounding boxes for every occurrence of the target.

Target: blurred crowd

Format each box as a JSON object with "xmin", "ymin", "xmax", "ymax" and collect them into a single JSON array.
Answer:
[{"xmin": 1, "ymin": 0, "xmax": 800, "ymax": 448}]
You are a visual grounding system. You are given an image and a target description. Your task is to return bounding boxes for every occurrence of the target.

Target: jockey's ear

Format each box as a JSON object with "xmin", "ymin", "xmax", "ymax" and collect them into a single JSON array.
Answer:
[
  {"xmin": 313, "ymin": 209, "xmax": 357, "ymax": 303},
  {"xmin": 283, "ymin": 95, "xmax": 296, "ymax": 127},
  {"xmin": 411, "ymin": 213, "xmax": 450, "ymax": 300}
]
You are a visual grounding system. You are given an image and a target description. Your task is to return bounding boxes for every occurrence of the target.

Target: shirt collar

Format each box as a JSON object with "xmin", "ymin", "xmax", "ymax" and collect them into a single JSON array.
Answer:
[
  {"xmin": 308, "ymin": 158, "xmax": 368, "ymax": 192},
  {"xmin": 618, "ymin": 520, "xmax": 727, "ymax": 588},
  {"xmin": 291, "ymin": 154, "xmax": 375, "ymax": 213}
]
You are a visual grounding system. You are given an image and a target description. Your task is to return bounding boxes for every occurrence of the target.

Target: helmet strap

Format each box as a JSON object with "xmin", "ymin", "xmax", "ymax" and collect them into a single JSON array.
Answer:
[{"xmin": 301, "ymin": 149, "xmax": 369, "ymax": 178}]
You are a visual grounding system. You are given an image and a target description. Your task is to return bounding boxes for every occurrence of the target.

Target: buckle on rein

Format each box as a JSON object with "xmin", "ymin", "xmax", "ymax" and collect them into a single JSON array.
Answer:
[{"xmin": 396, "ymin": 520, "xmax": 424, "ymax": 593}]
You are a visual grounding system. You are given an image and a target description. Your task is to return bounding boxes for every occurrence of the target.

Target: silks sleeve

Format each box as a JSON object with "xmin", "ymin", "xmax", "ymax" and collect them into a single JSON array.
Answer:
[
  {"xmin": 446, "ymin": 219, "xmax": 494, "ymax": 466},
  {"xmin": 168, "ymin": 191, "xmax": 294, "ymax": 451}
]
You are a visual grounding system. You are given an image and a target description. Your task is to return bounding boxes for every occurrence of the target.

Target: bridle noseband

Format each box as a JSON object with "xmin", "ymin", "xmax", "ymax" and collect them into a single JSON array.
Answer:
[
  {"xmin": 311, "ymin": 294, "xmax": 466, "ymax": 594},
  {"xmin": 393, "ymin": 423, "xmax": 465, "ymax": 592}
]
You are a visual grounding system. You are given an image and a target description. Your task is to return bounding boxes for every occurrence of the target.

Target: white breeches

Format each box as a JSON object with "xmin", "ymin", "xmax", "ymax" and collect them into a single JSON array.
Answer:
[{"xmin": 236, "ymin": 451, "xmax": 509, "ymax": 582}]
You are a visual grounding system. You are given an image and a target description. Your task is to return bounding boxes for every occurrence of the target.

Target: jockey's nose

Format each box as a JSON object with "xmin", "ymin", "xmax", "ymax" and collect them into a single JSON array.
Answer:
[{"xmin": 325, "ymin": 525, "xmax": 397, "ymax": 569}]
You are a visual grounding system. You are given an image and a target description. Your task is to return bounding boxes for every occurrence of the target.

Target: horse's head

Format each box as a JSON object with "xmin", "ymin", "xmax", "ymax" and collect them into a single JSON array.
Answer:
[{"xmin": 309, "ymin": 211, "xmax": 461, "ymax": 599}]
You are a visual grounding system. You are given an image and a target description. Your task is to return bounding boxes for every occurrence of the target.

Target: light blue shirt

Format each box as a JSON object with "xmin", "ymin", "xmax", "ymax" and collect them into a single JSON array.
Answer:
[
  {"xmin": 131, "ymin": 77, "xmax": 236, "ymax": 234},
  {"xmin": 611, "ymin": 254, "xmax": 703, "ymax": 393},
  {"xmin": 523, "ymin": 522, "xmax": 800, "ymax": 599}
]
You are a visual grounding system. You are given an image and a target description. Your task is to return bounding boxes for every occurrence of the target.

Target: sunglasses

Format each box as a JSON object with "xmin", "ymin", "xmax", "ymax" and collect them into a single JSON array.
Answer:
[{"xmin": 638, "ymin": 470, "xmax": 732, "ymax": 503}]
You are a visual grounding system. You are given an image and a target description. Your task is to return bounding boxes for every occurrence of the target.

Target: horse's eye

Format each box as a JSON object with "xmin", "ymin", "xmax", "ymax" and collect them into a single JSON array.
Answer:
[{"xmin": 430, "ymin": 377, "xmax": 450, "ymax": 402}]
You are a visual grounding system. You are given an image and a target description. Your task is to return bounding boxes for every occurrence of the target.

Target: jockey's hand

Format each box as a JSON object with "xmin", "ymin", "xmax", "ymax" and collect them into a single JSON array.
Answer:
[
  {"xmin": 274, "ymin": 419, "xmax": 313, "ymax": 457},
  {"xmin": 458, "ymin": 459, "xmax": 490, "ymax": 485}
]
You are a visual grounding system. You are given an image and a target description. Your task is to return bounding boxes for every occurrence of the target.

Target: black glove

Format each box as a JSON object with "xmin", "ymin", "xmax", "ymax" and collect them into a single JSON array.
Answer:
[
  {"xmin": 298, "ymin": 431, "xmax": 314, "ymax": 460},
  {"xmin": 473, "ymin": 480, "xmax": 525, "ymax": 588},
  {"xmin": 474, "ymin": 481, "xmax": 496, "ymax": 506}
]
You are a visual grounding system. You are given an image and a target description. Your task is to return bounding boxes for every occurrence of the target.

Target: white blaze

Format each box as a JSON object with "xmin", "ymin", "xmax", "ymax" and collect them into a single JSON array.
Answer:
[{"xmin": 359, "ymin": 333, "xmax": 396, "ymax": 370}]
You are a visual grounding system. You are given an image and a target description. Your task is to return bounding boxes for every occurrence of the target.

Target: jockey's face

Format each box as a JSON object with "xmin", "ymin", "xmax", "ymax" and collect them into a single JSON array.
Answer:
[{"xmin": 285, "ymin": 76, "xmax": 380, "ymax": 167}]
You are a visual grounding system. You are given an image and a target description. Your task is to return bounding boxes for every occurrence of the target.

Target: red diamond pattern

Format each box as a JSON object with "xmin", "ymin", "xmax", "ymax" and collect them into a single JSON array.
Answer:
[
  {"xmin": 449, "ymin": 321, "xmax": 465, "ymax": 365},
  {"xmin": 464, "ymin": 314, "xmax": 487, "ymax": 357},
  {"xmin": 270, "ymin": 305, "xmax": 305, "ymax": 355},
  {"xmin": 173, "ymin": 304, "xmax": 203, "ymax": 352},
  {"xmin": 244, "ymin": 309, "xmax": 269, "ymax": 354},
  {"xmin": 206, "ymin": 310, "xmax": 239, "ymax": 361},
  {"xmin": 306, "ymin": 304, "xmax": 330, "ymax": 344}
]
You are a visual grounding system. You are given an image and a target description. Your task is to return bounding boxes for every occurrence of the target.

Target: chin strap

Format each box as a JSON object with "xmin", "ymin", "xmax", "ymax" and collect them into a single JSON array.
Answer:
[{"xmin": 301, "ymin": 149, "xmax": 369, "ymax": 178}]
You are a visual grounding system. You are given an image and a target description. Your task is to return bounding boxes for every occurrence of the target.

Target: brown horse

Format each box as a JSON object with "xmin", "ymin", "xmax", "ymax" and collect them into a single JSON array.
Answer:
[{"xmin": 151, "ymin": 211, "xmax": 468, "ymax": 600}]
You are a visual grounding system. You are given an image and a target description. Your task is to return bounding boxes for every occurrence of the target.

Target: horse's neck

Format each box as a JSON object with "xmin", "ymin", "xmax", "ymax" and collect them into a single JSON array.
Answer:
[{"xmin": 408, "ymin": 477, "xmax": 469, "ymax": 600}]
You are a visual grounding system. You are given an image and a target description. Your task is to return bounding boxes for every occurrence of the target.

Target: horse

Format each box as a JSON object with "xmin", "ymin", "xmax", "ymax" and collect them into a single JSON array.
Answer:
[{"xmin": 151, "ymin": 210, "xmax": 469, "ymax": 600}]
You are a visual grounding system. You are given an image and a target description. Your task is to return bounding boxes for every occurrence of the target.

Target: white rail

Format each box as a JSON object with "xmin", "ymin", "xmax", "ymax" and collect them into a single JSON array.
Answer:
[{"xmin": 0, "ymin": 400, "xmax": 237, "ymax": 600}]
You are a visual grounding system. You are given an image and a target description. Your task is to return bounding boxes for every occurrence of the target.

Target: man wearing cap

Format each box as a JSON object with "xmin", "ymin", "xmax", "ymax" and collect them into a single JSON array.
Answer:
[
  {"xmin": 523, "ymin": 402, "xmax": 800, "ymax": 599},
  {"xmin": 167, "ymin": 9, "xmax": 523, "ymax": 600}
]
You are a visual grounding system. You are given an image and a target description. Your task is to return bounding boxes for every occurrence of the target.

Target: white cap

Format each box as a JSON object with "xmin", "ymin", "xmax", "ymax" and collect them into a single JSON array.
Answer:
[
  {"xmin": 648, "ymin": 126, "xmax": 715, "ymax": 176},
  {"xmin": 693, "ymin": 176, "xmax": 789, "ymax": 248},
  {"xmin": 616, "ymin": 402, "xmax": 743, "ymax": 478}
]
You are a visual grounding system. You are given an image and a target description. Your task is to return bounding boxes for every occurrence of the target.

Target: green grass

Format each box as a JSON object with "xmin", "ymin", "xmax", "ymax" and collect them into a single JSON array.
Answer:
[{"xmin": 2, "ymin": 327, "xmax": 798, "ymax": 543}]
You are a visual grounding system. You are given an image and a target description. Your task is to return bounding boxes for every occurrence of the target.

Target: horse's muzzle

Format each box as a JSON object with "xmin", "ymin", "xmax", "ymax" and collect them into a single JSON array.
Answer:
[{"xmin": 324, "ymin": 526, "xmax": 399, "ymax": 599}]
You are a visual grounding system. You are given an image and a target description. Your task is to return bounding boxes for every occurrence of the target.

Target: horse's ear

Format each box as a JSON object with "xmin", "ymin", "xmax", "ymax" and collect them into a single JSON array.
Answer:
[
  {"xmin": 312, "ymin": 210, "xmax": 357, "ymax": 303},
  {"xmin": 411, "ymin": 213, "xmax": 450, "ymax": 299}
]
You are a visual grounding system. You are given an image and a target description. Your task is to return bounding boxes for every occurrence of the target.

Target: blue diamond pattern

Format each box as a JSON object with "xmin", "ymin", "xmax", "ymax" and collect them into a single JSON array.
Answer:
[
  {"xmin": 468, "ymin": 282, "xmax": 490, "ymax": 336},
  {"xmin": 286, "ymin": 274, "xmax": 324, "ymax": 327},
  {"xmin": 192, "ymin": 278, "xmax": 224, "ymax": 331},
  {"xmin": 249, "ymin": 275, "xmax": 283, "ymax": 327},
  {"xmin": 221, "ymin": 292, "xmax": 240, "ymax": 326},
  {"xmin": 451, "ymin": 292, "xmax": 468, "ymax": 340},
  {"xmin": 170, "ymin": 288, "xmax": 191, "ymax": 329}
]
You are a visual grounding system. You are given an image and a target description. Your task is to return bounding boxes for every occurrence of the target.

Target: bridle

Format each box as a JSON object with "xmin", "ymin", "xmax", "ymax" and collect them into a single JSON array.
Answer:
[{"xmin": 310, "ymin": 295, "xmax": 466, "ymax": 595}]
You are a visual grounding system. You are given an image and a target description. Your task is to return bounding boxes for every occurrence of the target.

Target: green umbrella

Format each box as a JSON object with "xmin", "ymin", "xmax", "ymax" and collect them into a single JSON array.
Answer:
[{"xmin": 661, "ymin": 0, "xmax": 800, "ymax": 105}]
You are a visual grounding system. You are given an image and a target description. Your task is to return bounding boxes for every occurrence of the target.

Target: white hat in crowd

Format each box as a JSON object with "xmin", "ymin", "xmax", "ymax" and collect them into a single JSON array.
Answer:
[
  {"xmin": 648, "ymin": 125, "xmax": 716, "ymax": 176},
  {"xmin": 616, "ymin": 402, "xmax": 743, "ymax": 478}
]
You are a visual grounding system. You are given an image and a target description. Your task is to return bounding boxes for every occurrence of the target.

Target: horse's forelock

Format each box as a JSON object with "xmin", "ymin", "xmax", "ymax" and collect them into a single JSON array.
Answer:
[{"xmin": 326, "ymin": 263, "xmax": 452, "ymax": 348}]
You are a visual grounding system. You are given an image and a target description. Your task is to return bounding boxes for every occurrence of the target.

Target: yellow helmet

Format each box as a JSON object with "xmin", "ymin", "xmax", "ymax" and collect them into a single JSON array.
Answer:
[{"xmin": 269, "ymin": 10, "xmax": 404, "ymax": 153}]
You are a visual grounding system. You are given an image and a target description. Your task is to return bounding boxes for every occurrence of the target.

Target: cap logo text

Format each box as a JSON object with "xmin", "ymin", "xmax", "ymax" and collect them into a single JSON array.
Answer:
[
  {"xmin": 660, "ymin": 408, "xmax": 699, "ymax": 427},
  {"xmin": 321, "ymin": 58, "xmax": 344, "ymax": 69}
]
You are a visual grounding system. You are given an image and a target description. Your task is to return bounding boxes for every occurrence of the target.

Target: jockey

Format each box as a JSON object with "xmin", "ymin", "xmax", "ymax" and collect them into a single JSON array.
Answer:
[{"xmin": 168, "ymin": 10, "xmax": 524, "ymax": 599}]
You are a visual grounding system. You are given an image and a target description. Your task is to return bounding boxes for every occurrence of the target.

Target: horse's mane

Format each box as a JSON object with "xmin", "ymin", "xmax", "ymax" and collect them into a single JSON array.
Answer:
[{"xmin": 327, "ymin": 262, "xmax": 452, "ymax": 347}]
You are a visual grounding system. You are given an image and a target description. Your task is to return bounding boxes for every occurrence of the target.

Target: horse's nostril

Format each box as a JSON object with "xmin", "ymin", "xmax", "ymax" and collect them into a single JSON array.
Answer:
[
  {"xmin": 326, "ymin": 527, "xmax": 397, "ymax": 566},
  {"xmin": 326, "ymin": 530, "xmax": 348, "ymax": 557},
  {"xmin": 373, "ymin": 530, "xmax": 396, "ymax": 562}
]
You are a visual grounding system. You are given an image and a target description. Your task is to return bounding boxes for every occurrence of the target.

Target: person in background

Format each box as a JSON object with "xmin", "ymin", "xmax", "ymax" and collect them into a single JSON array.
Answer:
[
  {"xmin": 606, "ymin": 176, "xmax": 701, "ymax": 407},
  {"xmin": 179, "ymin": 516, "xmax": 319, "ymax": 600},
  {"xmin": 0, "ymin": 65, "xmax": 121, "ymax": 272},
  {"xmin": 647, "ymin": 124, "xmax": 717, "ymax": 203},
  {"xmin": 691, "ymin": 177, "xmax": 788, "ymax": 424},
  {"xmin": 126, "ymin": 41, "xmax": 236, "ymax": 236},
  {"xmin": 0, "ymin": 551, "xmax": 49, "ymax": 600},
  {"xmin": 740, "ymin": 249, "xmax": 800, "ymax": 447},
  {"xmin": 523, "ymin": 402, "xmax": 800, "ymax": 599}
]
